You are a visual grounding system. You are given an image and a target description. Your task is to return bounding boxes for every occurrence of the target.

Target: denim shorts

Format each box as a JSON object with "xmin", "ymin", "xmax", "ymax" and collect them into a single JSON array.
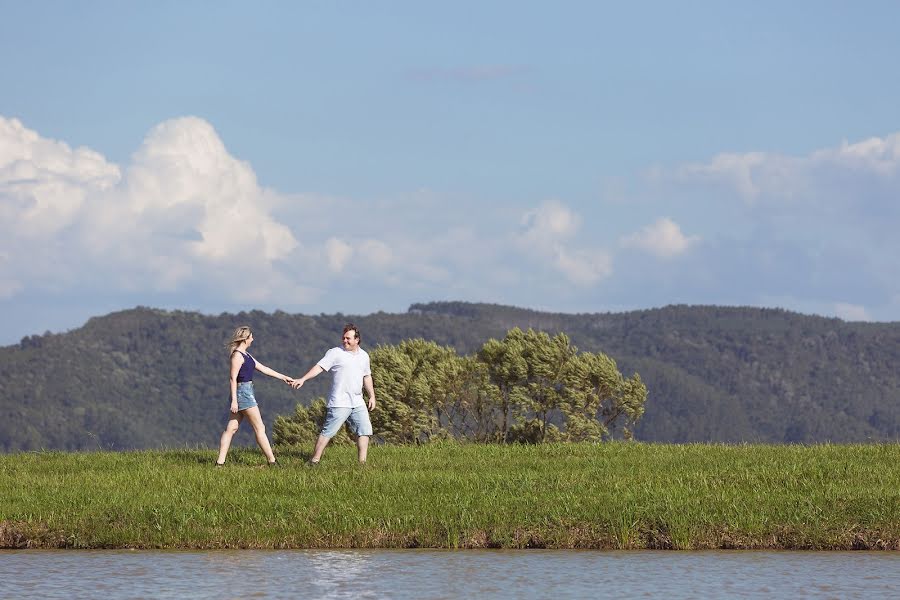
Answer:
[
  {"xmin": 236, "ymin": 382, "xmax": 258, "ymax": 411},
  {"xmin": 321, "ymin": 405, "xmax": 373, "ymax": 438}
]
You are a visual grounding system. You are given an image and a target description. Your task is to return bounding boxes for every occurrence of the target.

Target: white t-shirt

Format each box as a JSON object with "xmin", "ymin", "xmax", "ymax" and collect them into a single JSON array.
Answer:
[{"xmin": 316, "ymin": 346, "xmax": 371, "ymax": 408}]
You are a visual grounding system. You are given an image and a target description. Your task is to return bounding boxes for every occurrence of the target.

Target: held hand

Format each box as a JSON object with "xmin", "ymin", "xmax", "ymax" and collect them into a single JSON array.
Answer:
[
  {"xmin": 283, "ymin": 376, "xmax": 294, "ymax": 386},
  {"xmin": 291, "ymin": 379, "xmax": 304, "ymax": 390}
]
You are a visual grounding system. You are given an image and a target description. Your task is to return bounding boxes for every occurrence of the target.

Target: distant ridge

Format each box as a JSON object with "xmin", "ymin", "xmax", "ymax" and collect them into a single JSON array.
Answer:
[{"xmin": 2, "ymin": 301, "xmax": 898, "ymax": 451}]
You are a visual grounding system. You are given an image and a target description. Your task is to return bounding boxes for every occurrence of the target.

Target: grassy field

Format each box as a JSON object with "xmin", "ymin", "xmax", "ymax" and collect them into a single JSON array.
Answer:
[{"xmin": 1, "ymin": 443, "xmax": 898, "ymax": 550}]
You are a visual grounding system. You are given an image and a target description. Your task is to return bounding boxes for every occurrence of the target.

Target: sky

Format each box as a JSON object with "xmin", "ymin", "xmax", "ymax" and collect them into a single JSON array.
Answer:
[{"xmin": 2, "ymin": 1, "xmax": 900, "ymax": 346}]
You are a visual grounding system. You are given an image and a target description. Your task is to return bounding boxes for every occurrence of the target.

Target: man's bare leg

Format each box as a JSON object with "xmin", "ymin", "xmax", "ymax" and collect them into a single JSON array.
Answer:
[
  {"xmin": 357, "ymin": 435, "xmax": 369, "ymax": 463},
  {"xmin": 310, "ymin": 434, "xmax": 330, "ymax": 463}
]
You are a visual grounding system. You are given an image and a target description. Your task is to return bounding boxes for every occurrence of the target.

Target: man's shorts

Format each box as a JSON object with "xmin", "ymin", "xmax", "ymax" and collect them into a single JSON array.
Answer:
[{"xmin": 320, "ymin": 405, "xmax": 373, "ymax": 438}]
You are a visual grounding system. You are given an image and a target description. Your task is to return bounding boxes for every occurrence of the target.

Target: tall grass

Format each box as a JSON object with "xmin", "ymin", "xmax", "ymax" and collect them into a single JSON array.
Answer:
[{"xmin": 1, "ymin": 443, "xmax": 898, "ymax": 549}]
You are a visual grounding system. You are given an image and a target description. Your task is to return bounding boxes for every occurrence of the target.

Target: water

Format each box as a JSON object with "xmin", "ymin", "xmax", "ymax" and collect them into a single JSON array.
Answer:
[{"xmin": 1, "ymin": 550, "xmax": 898, "ymax": 599}]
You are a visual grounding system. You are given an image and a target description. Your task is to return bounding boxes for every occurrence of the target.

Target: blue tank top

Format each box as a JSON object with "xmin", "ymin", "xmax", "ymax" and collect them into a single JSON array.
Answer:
[{"xmin": 235, "ymin": 350, "xmax": 256, "ymax": 383}]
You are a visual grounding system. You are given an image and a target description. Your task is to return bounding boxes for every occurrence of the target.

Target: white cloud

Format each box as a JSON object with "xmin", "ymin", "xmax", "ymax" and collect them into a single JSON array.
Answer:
[
  {"xmin": 9, "ymin": 112, "xmax": 900, "ymax": 344},
  {"xmin": 520, "ymin": 199, "xmax": 580, "ymax": 243},
  {"xmin": 620, "ymin": 217, "xmax": 699, "ymax": 259},
  {"xmin": 325, "ymin": 237, "xmax": 354, "ymax": 273},
  {"xmin": 834, "ymin": 302, "xmax": 871, "ymax": 322},
  {"xmin": 358, "ymin": 239, "xmax": 393, "ymax": 270},
  {"xmin": 814, "ymin": 133, "xmax": 900, "ymax": 175},
  {"xmin": 671, "ymin": 131, "xmax": 900, "ymax": 204},
  {"xmin": 0, "ymin": 116, "xmax": 120, "ymax": 238},
  {"xmin": 121, "ymin": 118, "xmax": 298, "ymax": 265},
  {"xmin": 2, "ymin": 117, "xmax": 621, "ymax": 325},
  {"xmin": 516, "ymin": 200, "xmax": 612, "ymax": 285},
  {"xmin": 554, "ymin": 248, "xmax": 613, "ymax": 286},
  {"xmin": 0, "ymin": 116, "xmax": 308, "ymax": 303}
]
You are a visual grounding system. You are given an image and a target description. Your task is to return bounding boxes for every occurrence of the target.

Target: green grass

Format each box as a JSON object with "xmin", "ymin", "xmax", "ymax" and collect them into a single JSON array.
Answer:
[{"xmin": 1, "ymin": 443, "xmax": 898, "ymax": 549}]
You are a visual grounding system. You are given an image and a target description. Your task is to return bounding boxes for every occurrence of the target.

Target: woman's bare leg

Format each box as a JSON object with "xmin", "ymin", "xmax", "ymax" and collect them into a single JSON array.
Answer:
[
  {"xmin": 243, "ymin": 406, "xmax": 276, "ymax": 463},
  {"xmin": 216, "ymin": 412, "xmax": 243, "ymax": 464}
]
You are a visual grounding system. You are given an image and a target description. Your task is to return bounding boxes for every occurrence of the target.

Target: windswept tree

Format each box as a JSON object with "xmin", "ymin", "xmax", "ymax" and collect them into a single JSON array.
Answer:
[
  {"xmin": 519, "ymin": 329, "xmax": 577, "ymax": 442},
  {"xmin": 443, "ymin": 356, "xmax": 502, "ymax": 442},
  {"xmin": 563, "ymin": 352, "xmax": 647, "ymax": 441},
  {"xmin": 477, "ymin": 331, "xmax": 530, "ymax": 441},
  {"xmin": 369, "ymin": 339, "xmax": 459, "ymax": 443}
]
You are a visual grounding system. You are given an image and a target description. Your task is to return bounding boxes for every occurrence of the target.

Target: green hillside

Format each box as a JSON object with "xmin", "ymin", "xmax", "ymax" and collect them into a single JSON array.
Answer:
[{"xmin": 2, "ymin": 302, "xmax": 899, "ymax": 451}]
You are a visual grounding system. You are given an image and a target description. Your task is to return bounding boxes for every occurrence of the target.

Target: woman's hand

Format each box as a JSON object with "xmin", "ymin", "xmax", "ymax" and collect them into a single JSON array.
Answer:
[{"xmin": 230, "ymin": 400, "xmax": 239, "ymax": 414}]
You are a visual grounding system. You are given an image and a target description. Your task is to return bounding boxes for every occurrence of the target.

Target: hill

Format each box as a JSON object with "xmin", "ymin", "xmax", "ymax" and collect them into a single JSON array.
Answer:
[{"xmin": 1, "ymin": 302, "xmax": 899, "ymax": 451}]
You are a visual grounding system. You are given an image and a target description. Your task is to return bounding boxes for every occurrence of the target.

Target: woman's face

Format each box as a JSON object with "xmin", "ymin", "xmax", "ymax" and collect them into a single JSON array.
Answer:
[{"xmin": 245, "ymin": 332, "xmax": 254, "ymax": 347}]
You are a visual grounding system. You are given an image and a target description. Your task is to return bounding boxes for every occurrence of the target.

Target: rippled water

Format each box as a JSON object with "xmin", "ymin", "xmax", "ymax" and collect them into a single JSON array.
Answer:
[{"xmin": 1, "ymin": 549, "xmax": 898, "ymax": 599}]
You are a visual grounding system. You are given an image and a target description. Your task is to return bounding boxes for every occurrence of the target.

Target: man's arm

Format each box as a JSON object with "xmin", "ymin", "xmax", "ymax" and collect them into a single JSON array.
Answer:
[
  {"xmin": 292, "ymin": 365, "xmax": 324, "ymax": 389},
  {"xmin": 363, "ymin": 374, "xmax": 376, "ymax": 410}
]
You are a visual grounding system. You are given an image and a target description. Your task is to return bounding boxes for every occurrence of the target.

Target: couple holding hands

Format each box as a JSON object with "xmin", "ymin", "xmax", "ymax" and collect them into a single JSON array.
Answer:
[{"xmin": 215, "ymin": 323, "xmax": 376, "ymax": 467}]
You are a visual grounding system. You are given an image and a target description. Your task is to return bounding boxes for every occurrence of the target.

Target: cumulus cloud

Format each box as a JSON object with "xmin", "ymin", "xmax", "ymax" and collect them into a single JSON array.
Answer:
[
  {"xmin": 620, "ymin": 217, "xmax": 699, "ymax": 259},
  {"xmin": 520, "ymin": 200, "xmax": 580, "ymax": 243},
  {"xmin": 0, "ymin": 115, "xmax": 307, "ymax": 304},
  {"xmin": 814, "ymin": 134, "xmax": 900, "ymax": 175},
  {"xmin": 671, "ymin": 132, "xmax": 900, "ymax": 204},
  {"xmin": 358, "ymin": 239, "xmax": 393, "ymax": 270},
  {"xmin": 3, "ymin": 114, "xmax": 631, "ymax": 336},
  {"xmin": 516, "ymin": 200, "xmax": 612, "ymax": 285},
  {"xmin": 5, "ymin": 115, "xmax": 608, "ymax": 326},
  {"xmin": 325, "ymin": 237, "xmax": 354, "ymax": 273},
  {"xmin": 9, "ymin": 112, "xmax": 900, "ymax": 343},
  {"xmin": 554, "ymin": 248, "xmax": 613, "ymax": 286},
  {"xmin": 638, "ymin": 131, "xmax": 900, "ymax": 321},
  {"xmin": 0, "ymin": 117, "xmax": 120, "ymax": 238}
]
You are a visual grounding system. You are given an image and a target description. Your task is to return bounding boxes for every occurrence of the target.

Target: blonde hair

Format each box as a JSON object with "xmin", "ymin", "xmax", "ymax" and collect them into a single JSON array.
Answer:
[{"xmin": 227, "ymin": 326, "xmax": 252, "ymax": 354}]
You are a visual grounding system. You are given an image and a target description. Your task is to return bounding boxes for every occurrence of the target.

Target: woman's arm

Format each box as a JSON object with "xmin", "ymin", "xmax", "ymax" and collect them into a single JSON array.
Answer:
[
  {"xmin": 229, "ymin": 352, "xmax": 243, "ymax": 413},
  {"xmin": 255, "ymin": 360, "xmax": 294, "ymax": 384}
]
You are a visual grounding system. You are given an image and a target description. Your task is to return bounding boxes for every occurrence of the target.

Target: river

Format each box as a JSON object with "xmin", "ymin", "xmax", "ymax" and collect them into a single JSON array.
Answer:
[{"xmin": 2, "ymin": 549, "xmax": 898, "ymax": 599}]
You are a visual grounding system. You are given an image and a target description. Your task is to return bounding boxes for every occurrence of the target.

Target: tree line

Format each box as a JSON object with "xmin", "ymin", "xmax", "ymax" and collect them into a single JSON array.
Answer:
[
  {"xmin": 273, "ymin": 327, "xmax": 647, "ymax": 446},
  {"xmin": 3, "ymin": 301, "xmax": 899, "ymax": 452}
]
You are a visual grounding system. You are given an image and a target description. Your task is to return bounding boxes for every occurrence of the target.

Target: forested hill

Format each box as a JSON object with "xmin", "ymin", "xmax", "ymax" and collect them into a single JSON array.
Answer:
[{"xmin": 2, "ymin": 302, "xmax": 899, "ymax": 451}]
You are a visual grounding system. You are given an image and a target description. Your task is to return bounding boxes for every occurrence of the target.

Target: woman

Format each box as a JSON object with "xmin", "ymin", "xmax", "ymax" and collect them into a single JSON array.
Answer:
[{"xmin": 216, "ymin": 326, "xmax": 292, "ymax": 466}]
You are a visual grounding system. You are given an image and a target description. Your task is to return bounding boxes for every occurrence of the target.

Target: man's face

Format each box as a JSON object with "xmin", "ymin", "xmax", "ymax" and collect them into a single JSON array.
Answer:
[{"xmin": 342, "ymin": 330, "xmax": 359, "ymax": 351}]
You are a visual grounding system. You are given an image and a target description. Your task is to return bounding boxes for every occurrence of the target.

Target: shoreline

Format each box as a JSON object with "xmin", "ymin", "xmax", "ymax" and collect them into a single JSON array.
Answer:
[{"xmin": 3, "ymin": 443, "xmax": 899, "ymax": 551}]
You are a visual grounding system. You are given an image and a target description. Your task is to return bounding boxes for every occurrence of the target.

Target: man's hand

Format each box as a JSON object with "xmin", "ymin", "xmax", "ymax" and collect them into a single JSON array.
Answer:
[
  {"xmin": 291, "ymin": 378, "xmax": 304, "ymax": 390},
  {"xmin": 367, "ymin": 396, "xmax": 376, "ymax": 411}
]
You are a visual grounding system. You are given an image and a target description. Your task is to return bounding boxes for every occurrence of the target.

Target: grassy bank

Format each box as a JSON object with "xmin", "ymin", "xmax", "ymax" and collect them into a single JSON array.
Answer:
[{"xmin": 1, "ymin": 443, "xmax": 898, "ymax": 550}]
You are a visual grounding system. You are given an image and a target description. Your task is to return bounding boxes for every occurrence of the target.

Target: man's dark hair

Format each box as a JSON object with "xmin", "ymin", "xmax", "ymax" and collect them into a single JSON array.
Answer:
[{"xmin": 343, "ymin": 323, "xmax": 360, "ymax": 341}]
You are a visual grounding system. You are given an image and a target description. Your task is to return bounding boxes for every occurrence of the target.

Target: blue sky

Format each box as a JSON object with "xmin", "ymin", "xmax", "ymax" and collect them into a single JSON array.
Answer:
[{"xmin": 2, "ymin": 1, "xmax": 900, "ymax": 345}]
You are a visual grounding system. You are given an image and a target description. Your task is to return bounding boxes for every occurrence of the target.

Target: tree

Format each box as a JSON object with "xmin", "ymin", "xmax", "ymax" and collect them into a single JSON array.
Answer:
[
  {"xmin": 519, "ymin": 329, "xmax": 576, "ymax": 442},
  {"xmin": 369, "ymin": 339, "xmax": 459, "ymax": 443},
  {"xmin": 476, "ymin": 330, "xmax": 530, "ymax": 441},
  {"xmin": 562, "ymin": 352, "xmax": 647, "ymax": 441},
  {"xmin": 441, "ymin": 356, "xmax": 502, "ymax": 442}
]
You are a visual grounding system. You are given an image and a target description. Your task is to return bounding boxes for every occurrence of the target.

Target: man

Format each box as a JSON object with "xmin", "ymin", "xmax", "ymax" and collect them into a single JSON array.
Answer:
[{"xmin": 292, "ymin": 323, "xmax": 376, "ymax": 464}]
